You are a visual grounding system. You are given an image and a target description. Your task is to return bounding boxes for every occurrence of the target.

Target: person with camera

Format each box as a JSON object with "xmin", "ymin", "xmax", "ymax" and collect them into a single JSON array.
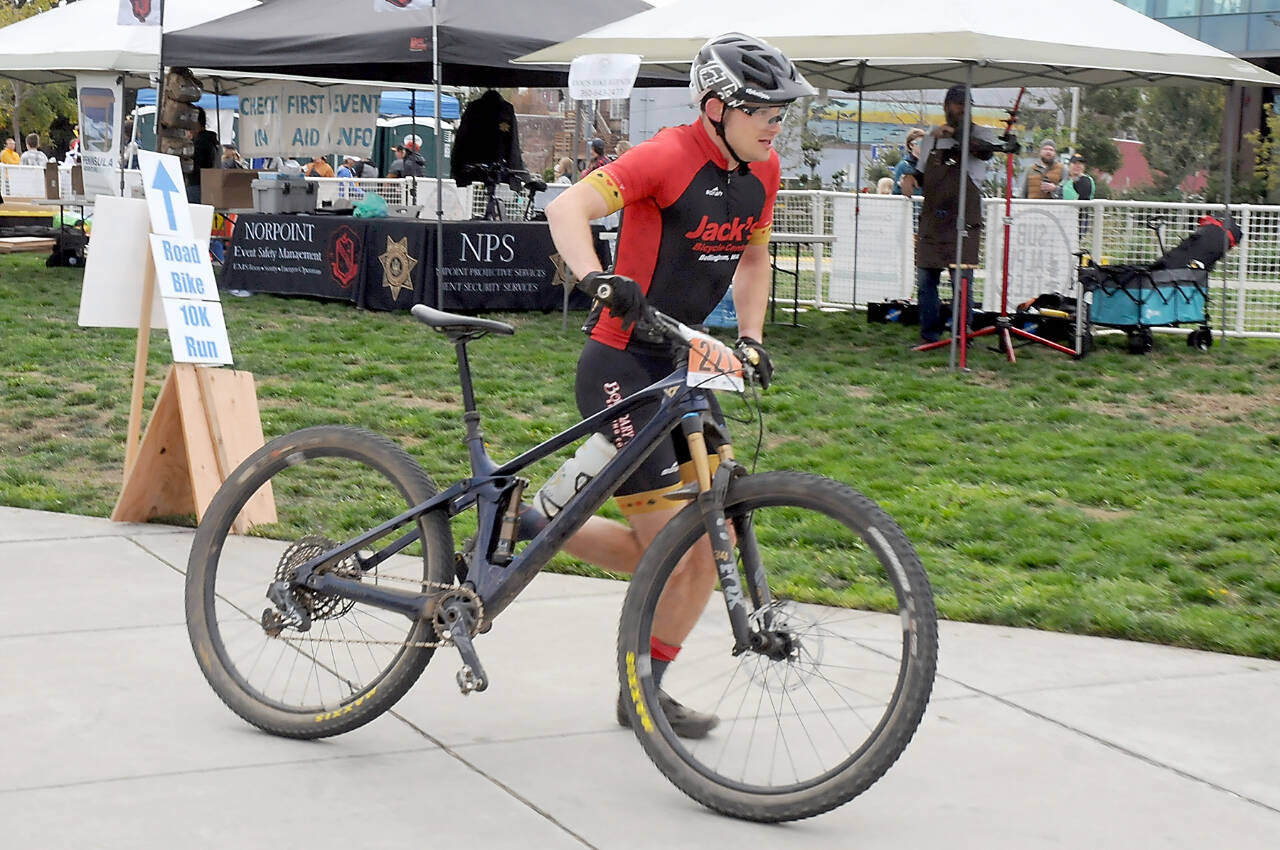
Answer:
[
  {"xmin": 543, "ymin": 32, "xmax": 813, "ymax": 738},
  {"xmin": 899, "ymin": 85, "xmax": 1003, "ymax": 344}
]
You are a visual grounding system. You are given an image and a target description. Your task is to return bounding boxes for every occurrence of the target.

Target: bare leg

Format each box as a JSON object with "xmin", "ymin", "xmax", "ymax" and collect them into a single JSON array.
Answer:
[{"xmin": 563, "ymin": 506, "xmax": 717, "ymax": 647}]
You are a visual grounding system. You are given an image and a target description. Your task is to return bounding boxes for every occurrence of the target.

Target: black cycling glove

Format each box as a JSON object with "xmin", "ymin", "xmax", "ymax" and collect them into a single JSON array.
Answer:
[
  {"xmin": 735, "ymin": 336, "xmax": 774, "ymax": 389},
  {"xmin": 582, "ymin": 271, "xmax": 648, "ymax": 331}
]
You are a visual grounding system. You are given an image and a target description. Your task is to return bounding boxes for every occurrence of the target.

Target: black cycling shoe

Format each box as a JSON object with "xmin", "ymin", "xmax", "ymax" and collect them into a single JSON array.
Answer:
[{"xmin": 616, "ymin": 688, "xmax": 719, "ymax": 739}]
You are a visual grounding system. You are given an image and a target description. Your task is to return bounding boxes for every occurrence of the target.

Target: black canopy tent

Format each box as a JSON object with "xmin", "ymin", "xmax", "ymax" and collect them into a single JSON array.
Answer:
[
  {"xmin": 166, "ymin": 0, "xmax": 678, "ymax": 308},
  {"xmin": 164, "ymin": 0, "xmax": 673, "ymax": 88}
]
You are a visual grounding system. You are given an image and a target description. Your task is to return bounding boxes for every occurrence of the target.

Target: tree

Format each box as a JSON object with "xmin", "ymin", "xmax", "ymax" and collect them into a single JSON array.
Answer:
[
  {"xmin": 0, "ymin": 0, "xmax": 84, "ymax": 141},
  {"xmin": 864, "ymin": 160, "xmax": 890, "ymax": 184},
  {"xmin": 1074, "ymin": 120, "xmax": 1121, "ymax": 175},
  {"xmin": 1132, "ymin": 86, "xmax": 1224, "ymax": 197},
  {"xmin": 800, "ymin": 122, "xmax": 823, "ymax": 182}
]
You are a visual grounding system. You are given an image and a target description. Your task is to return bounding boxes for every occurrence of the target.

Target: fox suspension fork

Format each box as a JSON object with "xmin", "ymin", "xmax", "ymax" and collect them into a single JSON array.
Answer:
[{"xmin": 679, "ymin": 414, "xmax": 773, "ymax": 656}]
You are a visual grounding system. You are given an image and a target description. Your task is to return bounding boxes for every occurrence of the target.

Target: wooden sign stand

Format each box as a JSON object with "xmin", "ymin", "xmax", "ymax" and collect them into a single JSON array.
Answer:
[
  {"xmin": 107, "ymin": 200, "xmax": 275, "ymax": 533},
  {"xmin": 112, "ymin": 362, "xmax": 276, "ymax": 533}
]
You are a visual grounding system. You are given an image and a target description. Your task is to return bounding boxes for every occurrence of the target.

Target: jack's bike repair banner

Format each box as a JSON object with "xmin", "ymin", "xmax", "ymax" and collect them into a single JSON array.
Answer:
[
  {"xmin": 434, "ymin": 221, "xmax": 605, "ymax": 313},
  {"xmin": 223, "ymin": 215, "xmax": 367, "ymax": 302},
  {"xmin": 76, "ymin": 73, "xmax": 125, "ymax": 197},
  {"xmin": 237, "ymin": 83, "xmax": 379, "ymax": 160}
]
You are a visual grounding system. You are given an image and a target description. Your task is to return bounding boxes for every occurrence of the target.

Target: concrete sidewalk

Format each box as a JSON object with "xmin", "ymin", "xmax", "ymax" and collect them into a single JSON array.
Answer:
[{"xmin": 1, "ymin": 504, "xmax": 1277, "ymax": 849}]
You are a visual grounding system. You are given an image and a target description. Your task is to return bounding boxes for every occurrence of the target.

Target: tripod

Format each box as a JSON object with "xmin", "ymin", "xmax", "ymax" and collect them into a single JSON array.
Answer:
[
  {"xmin": 914, "ymin": 88, "xmax": 1081, "ymax": 363},
  {"xmin": 468, "ymin": 163, "xmax": 543, "ymax": 221}
]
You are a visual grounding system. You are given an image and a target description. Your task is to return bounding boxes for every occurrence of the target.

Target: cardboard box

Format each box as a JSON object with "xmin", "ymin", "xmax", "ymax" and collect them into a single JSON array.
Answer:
[
  {"xmin": 201, "ymin": 168, "xmax": 260, "ymax": 210},
  {"xmin": 44, "ymin": 161, "xmax": 60, "ymax": 199}
]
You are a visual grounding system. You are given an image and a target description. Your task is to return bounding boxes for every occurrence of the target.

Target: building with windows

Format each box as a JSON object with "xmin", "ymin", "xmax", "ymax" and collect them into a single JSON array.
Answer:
[
  {"xmin": 1119, "ymin": 0, "xmax": 1280, "ymax": 67},
  {"xmin": 1118, "ymin": 1, "xmax": 1280, "ymax": 185}
]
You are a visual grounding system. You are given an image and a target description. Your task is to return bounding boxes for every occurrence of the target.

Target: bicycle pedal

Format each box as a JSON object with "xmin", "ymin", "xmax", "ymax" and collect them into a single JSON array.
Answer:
[{"xmin": 456, "ymin": 665, "xmax": 488, "ymax": 695}]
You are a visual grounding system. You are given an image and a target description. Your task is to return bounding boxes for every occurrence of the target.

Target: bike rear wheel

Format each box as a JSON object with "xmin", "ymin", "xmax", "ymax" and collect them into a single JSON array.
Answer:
[
  {"xmin": 186, "ymin": 425, "xmax": 453, "ymax": 739},
  {"xmin": 617, "ymin": 471, "xmax": 938, "ymax": 822}
]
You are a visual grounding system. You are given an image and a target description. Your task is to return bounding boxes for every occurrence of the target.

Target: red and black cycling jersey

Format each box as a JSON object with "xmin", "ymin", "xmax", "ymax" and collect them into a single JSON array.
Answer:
[{"xmin": 581, "ymin": 120, "xmax": 779, "ymax": 353}]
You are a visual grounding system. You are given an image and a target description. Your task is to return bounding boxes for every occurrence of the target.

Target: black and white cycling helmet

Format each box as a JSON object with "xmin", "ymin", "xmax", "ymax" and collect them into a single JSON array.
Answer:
[{"xmin": 690, "ymin": 32, "xmax": 816, "ymax": 108}]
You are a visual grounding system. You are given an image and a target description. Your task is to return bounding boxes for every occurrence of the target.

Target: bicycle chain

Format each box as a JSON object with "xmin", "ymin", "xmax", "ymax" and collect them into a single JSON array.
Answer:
[{"xmin": 270, "ymin": 575, "xmax": 484, "ymax": 650}]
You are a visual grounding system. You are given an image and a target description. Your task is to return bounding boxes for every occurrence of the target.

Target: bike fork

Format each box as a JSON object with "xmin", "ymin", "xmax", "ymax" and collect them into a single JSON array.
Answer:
[{"xmin": 681, "ymin": 416, "xmax": 754, "ymax": 654}]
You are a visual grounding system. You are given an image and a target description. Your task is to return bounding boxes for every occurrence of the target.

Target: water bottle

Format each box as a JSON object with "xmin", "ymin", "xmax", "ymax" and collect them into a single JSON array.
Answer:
[{"xmin": 533, "ymin": 434, "xmax": 617, "ymax": 519}]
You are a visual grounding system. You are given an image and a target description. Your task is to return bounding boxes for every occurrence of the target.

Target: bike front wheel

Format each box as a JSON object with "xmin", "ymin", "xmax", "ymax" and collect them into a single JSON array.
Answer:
[
  {"xmin": 617, "ymin": 471, "xmax": 938, "ymax": 822},
  {"xmin": 186, "ymin": 425, "xmax": 454, "ymax": 739}
]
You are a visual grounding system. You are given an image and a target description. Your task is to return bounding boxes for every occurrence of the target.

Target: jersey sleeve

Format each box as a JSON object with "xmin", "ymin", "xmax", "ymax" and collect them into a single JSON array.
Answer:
[
  {"xmin": 747, "ymin": 153, "xmax": 781, "ymax": 246},
  {"xmin": 582, "ymin": 137, "xmax": 673, "ymax": 216}
]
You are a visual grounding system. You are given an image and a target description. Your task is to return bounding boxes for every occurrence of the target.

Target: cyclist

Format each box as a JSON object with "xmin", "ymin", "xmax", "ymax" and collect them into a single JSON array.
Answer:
[{"xmin": 543, "ymin": 32, "xmax": 815, "ymax": 738}]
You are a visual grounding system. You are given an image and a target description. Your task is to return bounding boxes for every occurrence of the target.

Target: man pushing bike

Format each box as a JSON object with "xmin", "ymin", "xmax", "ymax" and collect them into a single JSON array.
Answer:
[{"xmin": 544, "ymin": 33, "xmax": 815, "ymax": 738}]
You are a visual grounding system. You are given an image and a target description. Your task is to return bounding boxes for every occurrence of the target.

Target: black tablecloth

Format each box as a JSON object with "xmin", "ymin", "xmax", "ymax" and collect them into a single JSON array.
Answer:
[{"xmin": 223, "ymin": 214, "xmax": 605, "ymax": 313}]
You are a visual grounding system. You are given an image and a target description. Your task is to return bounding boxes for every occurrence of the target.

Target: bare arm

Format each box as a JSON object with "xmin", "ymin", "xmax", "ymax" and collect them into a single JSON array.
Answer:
[
  {"xmin": 545, "ymin": 182, "xmax": 613, "ymax": 280},
  {"xmin": 732, "ymin": 241, "xmax": 771, "ymax": 342}
]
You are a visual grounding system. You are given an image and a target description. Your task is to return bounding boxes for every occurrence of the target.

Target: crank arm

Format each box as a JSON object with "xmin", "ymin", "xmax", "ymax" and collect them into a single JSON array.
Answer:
[{"xmin": 440, "ymin": 600, "xmax": 488, "ymax": 694}]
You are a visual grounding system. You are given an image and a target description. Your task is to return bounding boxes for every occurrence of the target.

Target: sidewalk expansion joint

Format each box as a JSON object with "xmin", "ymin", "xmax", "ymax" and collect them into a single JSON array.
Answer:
[
  {"xmin": 126, "ymin": 536, "xmax": 188, "ymax": 578},
  {"xmin": 389, "ymin": 709, "xmax": 601, "ymax": 850},
  {"xmin": 939, "ymin": 674, "xmax": 1280, "ymax": 815}
]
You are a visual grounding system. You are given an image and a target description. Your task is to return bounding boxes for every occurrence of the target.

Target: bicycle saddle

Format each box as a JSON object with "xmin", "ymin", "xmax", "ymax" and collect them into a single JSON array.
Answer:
[
  {"xmin": 411, "ymin": 304, "xmax": 515, "ymax": 337},
  {"xmin": 524, "ymin": 179, "xmax": 547, "ymax": 193}
]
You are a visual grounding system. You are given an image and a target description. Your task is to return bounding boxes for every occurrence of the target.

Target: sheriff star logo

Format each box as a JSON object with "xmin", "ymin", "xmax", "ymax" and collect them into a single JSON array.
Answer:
[{"xmin": 378, "ymin": 236, "xmax": 418, "ymax": 300}]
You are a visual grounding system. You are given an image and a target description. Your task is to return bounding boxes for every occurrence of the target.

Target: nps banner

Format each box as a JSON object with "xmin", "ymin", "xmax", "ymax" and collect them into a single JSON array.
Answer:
[
  {"xmin": 76, "ymin": 73, "xmax": 125, "ymax": 198},
  {"xmin": 237, "ymin": 83, "xmax": 379, "ymax": 160}
]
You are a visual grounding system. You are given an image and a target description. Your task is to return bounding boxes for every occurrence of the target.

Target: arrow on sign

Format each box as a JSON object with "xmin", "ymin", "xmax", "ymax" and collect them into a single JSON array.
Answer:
[{"xmin": 150, "ymin": 165, "xmax": 181, "ymax": 232}]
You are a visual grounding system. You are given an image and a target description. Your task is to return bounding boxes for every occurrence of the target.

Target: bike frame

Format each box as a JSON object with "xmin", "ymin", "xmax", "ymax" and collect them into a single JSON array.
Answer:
[{"xmin": 286, "ymin": 341, "xmax": 723, "ymax": 627}]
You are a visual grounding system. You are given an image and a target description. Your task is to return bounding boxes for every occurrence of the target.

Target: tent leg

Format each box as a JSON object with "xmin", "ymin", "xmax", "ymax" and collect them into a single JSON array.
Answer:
[
  {"xmin": 433, "ymin": 3, "xmax": 444, "ymax": 311},
  {"xmin": 851, "ymin": 85, "xmax": 863, "ymax": 310},
  {"xmin": 948, "ymin": 63, "xmax": 975, "ymax": 371},
  {"xmin": 1220, "ymin": 82, "xmax": 1235, "ymax": 348}
]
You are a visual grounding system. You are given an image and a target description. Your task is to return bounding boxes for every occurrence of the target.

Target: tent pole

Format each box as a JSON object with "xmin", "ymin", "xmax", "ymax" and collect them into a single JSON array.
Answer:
[
  {"xmin": 154, "ymin": 0, "xmax": 165, "ymax": 153},
  {"xmin": 118, "ymin": 74, "xmax": 126, "ymax": 197},
  {"xmin": 410, "ymin": 90, "xmax": 418, "ymax": 205},
  {"xmin": 214, "ymin": 77, "xmax": 223, "ymax": 146},
  {"xmin": 851, "ymin": 83, "xmax": 863, "ymax": 309},
  {"xmin": 1221, "ymin": 81, "xmax": 1235, "ymax": 348},
  {"xmin": 949, "ymin": 63, "xmax": 975, "ymax": 371},
  {"xmin": 433, "ymin": 1, "xmax": 444, "ymax": 311}
]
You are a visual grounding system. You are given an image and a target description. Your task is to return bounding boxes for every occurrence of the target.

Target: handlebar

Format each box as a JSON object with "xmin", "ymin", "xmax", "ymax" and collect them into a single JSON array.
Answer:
[{"xmin": 592, "ymin": 278, "xmax": 762, "ymax": 387}]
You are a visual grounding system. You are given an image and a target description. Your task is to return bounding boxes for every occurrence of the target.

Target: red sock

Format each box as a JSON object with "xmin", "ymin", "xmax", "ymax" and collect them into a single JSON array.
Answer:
[{"xmin": 650, "ymin": 636, "xmax": 680, "ymax": 662}]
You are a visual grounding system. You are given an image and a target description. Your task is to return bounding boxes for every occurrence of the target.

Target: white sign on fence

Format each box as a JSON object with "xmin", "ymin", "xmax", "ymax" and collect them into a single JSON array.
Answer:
[
  {"xmin": 829, "ymin": 194, "xmax": 913, "ymax": 304},
  {"xmin": 238, "ymin": 83, "xmax": 380, "ymax": 159},
  {"xmin": 984, "ymin": 202, "xmax": 1081, "ymax": 308}
]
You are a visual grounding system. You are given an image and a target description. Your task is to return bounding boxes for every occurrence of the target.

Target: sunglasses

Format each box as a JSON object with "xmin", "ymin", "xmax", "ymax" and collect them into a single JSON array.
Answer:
[{"xmin": 734, "ymin": 103, "xmax": 793, "ymax": 126}]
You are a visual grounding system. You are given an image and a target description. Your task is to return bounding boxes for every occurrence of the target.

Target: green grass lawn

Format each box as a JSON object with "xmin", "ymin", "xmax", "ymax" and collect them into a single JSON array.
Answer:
[{"xmin": 3, "ymin": 253, "xmax": 1279, "ymax": 658}]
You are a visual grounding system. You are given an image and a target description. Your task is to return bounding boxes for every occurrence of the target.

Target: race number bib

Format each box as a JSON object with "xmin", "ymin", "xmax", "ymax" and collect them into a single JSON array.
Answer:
[{"xmin": 686, "ymin": 333, "xmax": 745, "ymax": 392}]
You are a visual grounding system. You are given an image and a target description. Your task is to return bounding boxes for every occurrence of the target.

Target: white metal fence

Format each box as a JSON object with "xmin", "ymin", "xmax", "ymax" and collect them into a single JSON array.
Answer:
[
  {"xmin": 7, "ymin": 164, "xmax": 1275, "ymax": 335},
  {"xmin": 1, "ymin": 163, "xmax": 144, "ymax": 200},
  {"xmin": 770, "ymin": 190, "xmax": 1280, "ymax": 337}
]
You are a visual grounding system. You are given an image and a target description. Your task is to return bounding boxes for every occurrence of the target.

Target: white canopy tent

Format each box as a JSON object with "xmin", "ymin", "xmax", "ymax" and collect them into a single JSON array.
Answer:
[
  {"xmin": 0, "ymin": 0, "xmax": 260, "ymax": 86},
  {"xmin": 521, "ymin": 0, "xmax": 1280, "ymax": 367},
  {"xmin": 519, "ymin": 0, "xmax": 1280, "ymax": 90}
]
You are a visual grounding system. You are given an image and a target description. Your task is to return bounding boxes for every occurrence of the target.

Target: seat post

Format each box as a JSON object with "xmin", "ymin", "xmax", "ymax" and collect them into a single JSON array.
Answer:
[{"xmin": 455, "ymin": 340, "xmax": 479, "ymax": 415}]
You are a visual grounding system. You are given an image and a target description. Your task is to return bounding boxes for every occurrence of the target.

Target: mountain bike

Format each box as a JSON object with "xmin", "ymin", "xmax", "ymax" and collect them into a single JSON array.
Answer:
[{"xmin": 185, "ymin": 279, "xmax": 939, "ymax": 822}]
